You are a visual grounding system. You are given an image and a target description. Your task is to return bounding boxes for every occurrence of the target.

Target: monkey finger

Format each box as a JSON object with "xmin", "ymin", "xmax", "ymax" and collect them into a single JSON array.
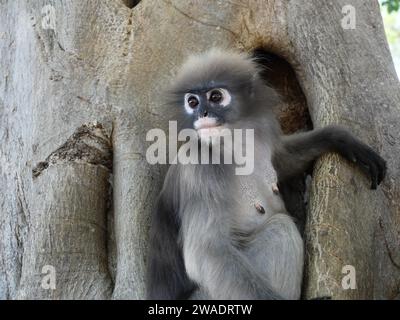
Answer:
[
  {"xmin": 355, "ymin": 158, "xmax": 376, "ymax": 189},
  {"xmin": 368, "ymin": 162, "xmax": 378, "ymax": 190},
  {"xmin": 341, "ymin": 147, "xmax": 357, "ymax": 163},
  {"xmin": 377, "ymin": 157, "xmax": 387, "ymax": 185},
  {"xmin": 364, "ymin": 150, "xmax": 386, "ymax": 187}
]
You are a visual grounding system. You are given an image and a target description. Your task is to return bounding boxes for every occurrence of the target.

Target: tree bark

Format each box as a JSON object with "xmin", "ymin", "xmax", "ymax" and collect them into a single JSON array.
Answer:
[{"xmin": 0, "ymin": 0, "xmax": 399, "ymax": 299}]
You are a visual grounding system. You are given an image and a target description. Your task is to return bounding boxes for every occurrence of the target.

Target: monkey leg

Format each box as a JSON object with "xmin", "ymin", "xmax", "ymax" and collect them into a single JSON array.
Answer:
[
  {"xmin": 189, "ymin": 213, "xmax": 303, "ymax": 300},
  {"xmin": 244, "ymin": 213, "xmax": 304, "ymax": 300}
]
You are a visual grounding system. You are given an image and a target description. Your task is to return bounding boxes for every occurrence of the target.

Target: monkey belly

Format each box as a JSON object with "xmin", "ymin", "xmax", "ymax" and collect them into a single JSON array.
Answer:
[
  {"xmin": 232, "ymin": 160, "xmax": 287, "ymax": 231},
  {"xmin": 231, "ymin": 167, "xmax": 304, "ymax": 299},
  {"xmin": 178, "ymin": 157, "xmax": 303, "ymax": 299}
]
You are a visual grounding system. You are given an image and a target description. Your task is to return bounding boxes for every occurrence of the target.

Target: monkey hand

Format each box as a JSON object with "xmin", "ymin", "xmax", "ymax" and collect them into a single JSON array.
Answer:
[{"xmin": 333, "ymin": 130, "xmax": 387, "ymax": 190}]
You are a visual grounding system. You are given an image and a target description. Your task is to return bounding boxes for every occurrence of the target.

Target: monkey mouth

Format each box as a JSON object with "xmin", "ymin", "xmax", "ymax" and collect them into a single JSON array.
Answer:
[
  {"xmin": 194, "ymin": 117, "xmax": 228, "ymax": 142},
  {"xmin": 197, "ymin": 123, "xmax": 220, "ymax": 129},
  {"xmin": 194, "ymin": 117, "xmax": 220, "ymax": 130}
]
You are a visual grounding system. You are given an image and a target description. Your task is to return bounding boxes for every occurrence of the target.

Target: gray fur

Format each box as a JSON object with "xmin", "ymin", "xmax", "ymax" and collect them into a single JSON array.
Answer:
[{"xmin": 146, "ymin": 49, "xmax": 386, "ymax": 300}]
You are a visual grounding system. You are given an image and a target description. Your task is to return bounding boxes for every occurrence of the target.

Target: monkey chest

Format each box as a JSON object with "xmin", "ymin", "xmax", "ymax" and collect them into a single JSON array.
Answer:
[{"xmin": 233, "ymin": 161, "xmax": 287, "ymax": 227}]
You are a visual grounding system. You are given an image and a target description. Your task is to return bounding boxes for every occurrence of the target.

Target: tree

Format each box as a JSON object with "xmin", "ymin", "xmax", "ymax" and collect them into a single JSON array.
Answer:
[
  {"xmin": 0, "ymin": 0, "xmax": 399, "ymax": 300},
  {"xmin": 382, "ymin": 0, "xmax": 400, "ymax": 13}
]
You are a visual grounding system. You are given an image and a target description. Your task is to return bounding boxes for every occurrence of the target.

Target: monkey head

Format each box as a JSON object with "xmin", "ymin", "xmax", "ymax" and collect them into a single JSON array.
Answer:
[{"xmin": 167, "ymin": 49, "xmax": 278, "ymax": 140}]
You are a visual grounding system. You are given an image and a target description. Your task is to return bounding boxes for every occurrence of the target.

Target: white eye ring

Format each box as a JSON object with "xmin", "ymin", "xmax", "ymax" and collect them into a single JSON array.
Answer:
[
  {"xmin": 207, "ymin": 88, "xmax": 231, "ymax": 107},
  {"xmin": 184, "ymin": 93, "xmax": 200, "ymax": 114}
]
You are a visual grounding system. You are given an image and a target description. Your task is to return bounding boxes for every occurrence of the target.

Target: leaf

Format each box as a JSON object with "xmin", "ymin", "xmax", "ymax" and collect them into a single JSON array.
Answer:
[{"xmin": 382, "ymin": 0, "xmax": 400, "ymax": 13}]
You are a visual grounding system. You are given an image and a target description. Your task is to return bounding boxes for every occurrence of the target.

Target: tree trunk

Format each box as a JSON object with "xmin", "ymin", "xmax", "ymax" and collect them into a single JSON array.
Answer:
[{"xmin": 0, "ymin": 0, "xmax": 399, "ymax": 299}]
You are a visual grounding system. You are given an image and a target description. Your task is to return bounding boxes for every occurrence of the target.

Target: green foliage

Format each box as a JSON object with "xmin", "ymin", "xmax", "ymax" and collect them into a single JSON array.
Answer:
[
  {"xmin": 382, "ymin": 0, "xmax": 400, "ymax": 13},
  {"xmin": 381, "ymin": 1, "xmax": 400, "ymax": 77}
]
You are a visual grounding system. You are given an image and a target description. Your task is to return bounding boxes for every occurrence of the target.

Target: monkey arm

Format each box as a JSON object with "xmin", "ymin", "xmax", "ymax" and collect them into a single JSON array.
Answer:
[
  {"xmin": 272, "ymin": 126, "xmax": 386, "ymax": 230},
  {"xmin": 273, "ymin": 125, "xmax": 386, "ymax": 188},
  {"xmin": 146, "ymin": 192, "xmax": 195, "ymax": 300}
]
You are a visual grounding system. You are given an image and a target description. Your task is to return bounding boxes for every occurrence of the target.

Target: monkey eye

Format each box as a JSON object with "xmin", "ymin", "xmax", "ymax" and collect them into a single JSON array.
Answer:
[
  {"xmin": 187, "ymin": 96, "xmax": 199, "ymax": 109},
  {"xmin": 184, "ymin": 93, "xmax": 200, "ymax": 114},
  {"xmin": 209, "ymin": 90, "xmax": 223, "ymax": 103},
  {"xmin": 207, "ymin": 88, "xmax": 231, "ymax": 107}
]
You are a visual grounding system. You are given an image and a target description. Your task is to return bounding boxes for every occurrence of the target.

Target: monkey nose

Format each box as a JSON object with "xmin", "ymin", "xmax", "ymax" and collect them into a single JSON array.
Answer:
[{"xmin": 203, "ymin": 110, "xmax": 208, "ymax": 117}]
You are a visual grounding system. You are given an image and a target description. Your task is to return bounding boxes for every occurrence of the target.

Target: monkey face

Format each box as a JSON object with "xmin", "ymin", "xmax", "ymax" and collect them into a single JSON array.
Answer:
[
  {"xmin": 183, "ymin": 88, "xmax": 232, "ymax": 136},
  {"xmin": 167, "ymin": 49, "xmax": 276, "ymax": 136}
]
